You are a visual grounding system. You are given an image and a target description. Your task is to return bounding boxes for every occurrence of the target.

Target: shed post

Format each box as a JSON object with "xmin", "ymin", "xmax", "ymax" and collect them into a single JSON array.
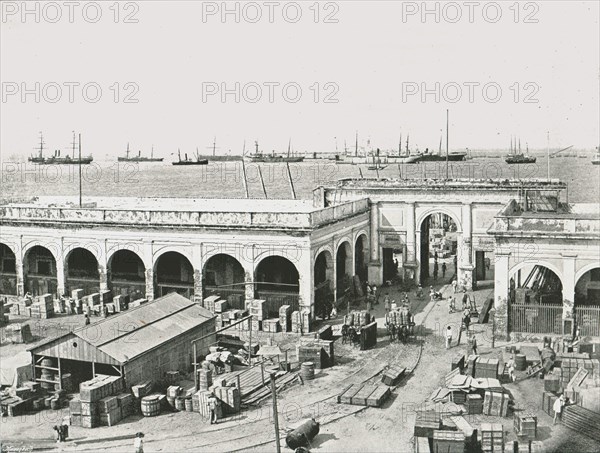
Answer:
[
  {"xmin": 92, "ymin": 361, "xmax": 96, "ymax": 378},
  {"xmin": 57, "ymin": 356, "xmax": 62, "ymax": 391},
  {"xmin": 193, "ymin": 342, "xmax": 198, "ymax": 391}
]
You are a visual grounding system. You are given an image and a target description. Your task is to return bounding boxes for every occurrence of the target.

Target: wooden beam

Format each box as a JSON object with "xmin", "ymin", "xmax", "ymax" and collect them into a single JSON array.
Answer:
[
  {"xmin": 58, "ymin": 356, "xmax": 62, "ymax": 391},
  {"xmin": 111, "ymin": 365, "xmax": 122, "ymax": 376},
  {"xmin": 92, "ymin": 361, "xmax": 96, "ymax": 378},
  {"xmin": 34, "ymin": 365, "xmax": 60, "ymax": 371}
]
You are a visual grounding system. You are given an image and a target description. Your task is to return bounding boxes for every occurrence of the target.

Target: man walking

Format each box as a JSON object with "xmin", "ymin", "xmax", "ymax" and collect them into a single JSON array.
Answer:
[
  {"xmin": 452, "ymin": 279, "xmax": 457, "ymax": 293},
  {"xmin": 553, "ymin": 394, "xmax": 566, "ymax": 425},
  {"xmin": 384, "ymin": 293, "xmax": 391, "ymax": 314}
]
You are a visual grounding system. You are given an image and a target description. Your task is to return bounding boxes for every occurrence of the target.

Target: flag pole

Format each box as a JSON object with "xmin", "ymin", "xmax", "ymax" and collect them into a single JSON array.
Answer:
[{"xmin": 446, "ymin": 109, "xmax": 449, "ymax": 179}]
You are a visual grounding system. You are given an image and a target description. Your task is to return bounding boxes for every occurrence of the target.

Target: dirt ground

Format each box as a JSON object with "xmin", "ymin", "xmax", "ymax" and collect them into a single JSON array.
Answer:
[{"xmin": 1, "ymin": 279, "xmax": 599, "ymax": 452}]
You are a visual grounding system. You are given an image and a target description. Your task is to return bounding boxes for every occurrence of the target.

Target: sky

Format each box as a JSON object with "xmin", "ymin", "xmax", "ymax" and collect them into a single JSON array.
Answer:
[{"xmin": 1, "ymin": 0, "xmax": 599, "ymax": 159}]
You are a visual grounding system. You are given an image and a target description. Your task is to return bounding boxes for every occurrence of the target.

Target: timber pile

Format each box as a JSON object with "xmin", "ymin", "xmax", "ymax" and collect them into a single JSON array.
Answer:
[
  {"xmin": 337, "ymin": 383, "xmax": 390, "ymax": 407},
  {"xmin": 213, "ymin": 363, "xmax": 292, "ymax": 404},
  {"xmin": 562, "ymin": 404, "xmax": 600, "ymax": 441},
  {"xmin": 243, "ymin": 372, "xmax": 299, "ymax": 405}
]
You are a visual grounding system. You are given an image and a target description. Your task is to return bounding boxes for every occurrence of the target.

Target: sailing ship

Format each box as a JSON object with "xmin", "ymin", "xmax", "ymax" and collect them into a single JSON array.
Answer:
[
  {"xmin": 28, "ymin": 132, "xmax": 93, "ymax": 165},
  {"xmin": 367, "ymin": 148, "xmax": 387, "ymax": 170},
  {"xmin": 172, "ymin": 148, "xmax": 208, "ymax": 166},
  {"xmin": 248, "ymin": 140, "xmax": 305, "ymax": 163},
  {"xmin": 385, "ymin": 134, "xmax": 421, "ymax": 164},
  {"xmin": 118, "ymin": 144, "xmax": 164, "ymax": 162},
  {"xmin": 505, "ymin": 137, "xmax": 536, "ymax": 164}
]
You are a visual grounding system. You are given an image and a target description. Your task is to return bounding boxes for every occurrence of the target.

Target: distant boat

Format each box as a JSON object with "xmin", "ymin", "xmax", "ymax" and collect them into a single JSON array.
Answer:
[
  {"xmin": 415, "ymin": 149, "xmax": 468, "ymax": 162},
  {"xmin": 592, "ymin": 148, "xmax": 600, "ymax": 165},
  {"xmin": 248, "ymin": 140, "xmax": 304, "ymax": 163},
  {"xmin": 505, "ymin": 137, "xmax": 536, "ymax": 164},
  {"xmin": 195, "ymin": 137, "xmax": 242, "ymax": 161},
  {"xmin": 28, "ymin": 132, "xmax": 93, "ymax": 165},
  {"xmin": 118, "ymin": 144, "xmax": 164, "ymax": 162},
  {"xmin": 172, "ymin": 148, "xmax": 208, "ymax": 166}
]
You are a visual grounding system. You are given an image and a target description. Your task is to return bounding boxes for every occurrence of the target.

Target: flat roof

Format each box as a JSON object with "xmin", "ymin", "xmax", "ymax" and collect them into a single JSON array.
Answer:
[
  {"xmin": 1, "ymin": 196, "xmax": 316, "ymax": 213},
  {"xmin": 322, "ymin": 177, "xmax": 567, "ymax": 190}
]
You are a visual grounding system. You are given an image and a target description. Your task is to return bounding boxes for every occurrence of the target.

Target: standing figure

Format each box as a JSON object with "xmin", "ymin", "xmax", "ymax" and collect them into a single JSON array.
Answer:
[
  {"xmin": 448, "ymin": 296, "xmax": 456, "ymax": 313},
  {"xmin": 452, "ymin": 279, "xmax": 457, "ymax": 293},
  {"xmin": 208, "ymin": 393, "xmax": 218, "ymax": 425},
  {"xmin": 506, "ymin": 356, "xmax": 516, "ymax": 382},
  {"xmin": 384, "ymin": 294, "xmax": 391, "ymax": 313},
  {"xmin": 134, "ymin": 432, "xmax": 145, "ymax": 453},
  {"xmin": 463, "ymin": 307, "xmax": 471, "ymax": 332},
  {"xmin": 372, "ymin": 285, "xmax": 379, "ymax": 305},
  {"xmin": 84, "ymin": 314, "xmax": 90, "ymax": 326},
  {"xmin": 462, "ymin": 292, "xmax": 469, "ymax": 311},
  {"xmin": 442, "ymin": 262, "xmax": 447, "ymax": 278},
  {"xmin": 445, "ymin": 326, "xmax": 453, "ymax": 349},
  {"xmin": 53, "ymin": 425, "xmax": 61, "ymax": 443},
  {"xmin": 468, "ymin": 334, "xmax": 478, "ymax": 355},
  {"xmin": 433, "ymin": 262, "xmax": 439, "ymax": 280},
  {"xmin": 553, "ymin": 394, "xmax": 566, "ymax": 425}
]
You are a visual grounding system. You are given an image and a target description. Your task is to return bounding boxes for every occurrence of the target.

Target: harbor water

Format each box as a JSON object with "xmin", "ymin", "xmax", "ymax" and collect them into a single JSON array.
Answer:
[{"xmin": 1, "ymin": 156, "xmax": 598, "ymax": 203}]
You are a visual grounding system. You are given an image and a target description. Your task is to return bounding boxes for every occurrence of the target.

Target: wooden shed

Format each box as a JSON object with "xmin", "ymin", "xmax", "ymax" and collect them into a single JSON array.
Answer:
[{"xmin": 28, "ymin": 293, "xmax": 216, "ymax": 390}]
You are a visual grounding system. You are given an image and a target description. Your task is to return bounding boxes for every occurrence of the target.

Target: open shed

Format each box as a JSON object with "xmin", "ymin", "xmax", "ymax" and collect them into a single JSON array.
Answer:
[{"xmin": 28, "ymin": 293, "xmax": 216, "ymax": 390}]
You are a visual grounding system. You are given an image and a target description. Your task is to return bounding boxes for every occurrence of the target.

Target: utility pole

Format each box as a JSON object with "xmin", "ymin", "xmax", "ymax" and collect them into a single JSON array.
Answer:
[
  {"xmin": 270, "ymin": 373, "xmax": 282, "ymax": 453},
  {"xmin": 78, "ymin": 133, "xmax": 82, "ymax": 207},
  {"xmin": 446, "ymin": 109, "xmax": 449, "ymax": 179}
]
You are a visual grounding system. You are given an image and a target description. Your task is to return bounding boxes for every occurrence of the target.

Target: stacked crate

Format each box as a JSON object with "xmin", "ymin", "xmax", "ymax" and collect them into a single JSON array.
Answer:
[
  {"xmin": 279, "ymin": 305, "xmax": 291, "ymax": 332},
  {"xmin": 203, "ymin": 295, "xmax": 220, "ymax": 313},
  {"xmin": 514, "ymin": 413, "xmax": 537, "ymax": 440},
  {"xmin": 100, "ymin": 290, "xmax": 112, "ymax": 305},
  {"xmin": 414, "ymin": 408, "xmax": 441, "ymax": 438},
  {"xmin": 249, "ymin": 299, "xmax": 267, "ymax": 331},
  {"xmin": 192, "ymin": 389, "xmax": 211, "ymax": 418},
  {"xmin": 433, "ymin": 430, "xmax": 466, "ymax": 453},
  {"xmin": 263, "ymin": 319, "xmax": 280, "ymax": 333},
  {"xmin": 215, "ymin": 299, "xmax": 229, "ymax": 314},
  {"xmin": 481, "ymin": 423, "xmax": 504, "ymax": 452},
  {"xmin": 297, "ymin": 343, "xmax": 326, "ymax": 369},
  {"xmin": 98, "ymin": 395, "xmax": 122, "ymax": 427},
  {"xmin": 483, "ymin": 391, "xmax": 509, "ymax": 416},
  {"xmin": 77, "ymin": 375, "xmax": 125, "ymax": 428},
  {"xmin": 117, "ymin": 393, "xmax": 134, "ymax": 418},
  {"xmin": 213, "ymin": 385, "xmax": 241, "ymax": 415},
  {"xmin": 541, "ymin": 391, "xmax": 559, "ymax": 416},
  {"xmin": 474, "ymin": 358, "xmax": 499, "ymax": 379},
  {"xmin": 544, "ymin": 374, "xmax": 560, "ymax": 393},
  {"xmin": 69, "ymin": 397, "xmax": 82, "ymax": 427},
  {"xmin": 227, "ymin": 293, "xmax": 245, "ymax": 310},
  {"xmin": 198, "ymin": 369, "xmax": 213, "ymax": 391},
  {"xmin": 466, "ymin": 394, "xmax": 483, "ymax": 414},
  {"xmin": 291, "ymin": 311, "xmax": 303, "ymax": 333}
]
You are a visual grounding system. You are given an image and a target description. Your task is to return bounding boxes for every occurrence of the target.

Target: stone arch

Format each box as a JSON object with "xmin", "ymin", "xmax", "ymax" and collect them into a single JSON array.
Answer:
[
  {"xmin": 22, "ymin": 241, "xmax": 60, "ymax": 263},
  {"xmin": 23, "ymin": 245, "xmax": 58, "ymax": 296},
  {"xmin": 203, "ymin": 253, "xmax": 245, "ymax": 298},
  {"xmin": 354, "ymin": 233, "xmax": 369, "ymax": 282},
  {"xmin": 0, "ymin": 242, "xmax": 18, "ymax": 295},
  {"xmin": 107, "ymin": 243, "xmax": 150, "ymax": 269},
  {"xmin": 153, "ymin": 250, "xmax": 194, "ymax": 300},
  {"xmin": 63, "ymin": 242, "xmax": 102, "ymax": 263},
  {"xmin": 575, "ymin": 264, "xmax": 600, "ymax": 307},
  {"xmin": 255, "ymin": 255, "xmax": 300, "ymax": 294},
  {"xmin": 107, "ymin": 249, "xmax": 146, "ymax": 300},
  {"xmin": 509, "ymin": 261, "xmax": 564, "ymax": 306},
  {"xmin": 335, "ymin": 240, "xmax": 353, "ymax": 298},
  {"xmin": 314, "ymin": 249, "xmax": 334, "ymax": 319},
  {"xmin": 64, "ymin": 247, "xmax": 100, "ymax": 296},
  {"xmin": 353, "ymin": 229, "xmax": 370, "ymax": 246},
  {"xmin": 416, "ymin": 209, "xmax": 462, "ymax": 284},
  {"xmin": 254, "ymin": 247, "xmax": 303, "ymax": 267}
]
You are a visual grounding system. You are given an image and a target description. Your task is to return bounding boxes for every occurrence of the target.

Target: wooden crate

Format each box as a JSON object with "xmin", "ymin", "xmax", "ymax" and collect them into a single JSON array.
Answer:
[
  {"xmin": 382, "ymin": 367, "xmax": 406, "ymax": 386},
  {"xmin": 433, "ymin": 430, "xmax": 465, "ymax": 453}
]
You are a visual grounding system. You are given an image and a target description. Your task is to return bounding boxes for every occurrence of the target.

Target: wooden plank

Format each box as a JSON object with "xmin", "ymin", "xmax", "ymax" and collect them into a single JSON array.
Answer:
[
  {"xmin": 351, "ymin": 384, "xmax": 378, "ymax": 406},
  {"xmin": 340, "ymin": 384, "xmax": 363, "ymax": 404},
  {"xmin": 366, "ymin": 385, "xmax": 390, "ymax": 407}
]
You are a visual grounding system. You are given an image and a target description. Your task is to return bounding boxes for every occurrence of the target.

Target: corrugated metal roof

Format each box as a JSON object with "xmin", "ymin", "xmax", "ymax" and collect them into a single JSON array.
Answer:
[{"xmin": 72, "ymin": 293, "xmax": 214, "ymax": 363}]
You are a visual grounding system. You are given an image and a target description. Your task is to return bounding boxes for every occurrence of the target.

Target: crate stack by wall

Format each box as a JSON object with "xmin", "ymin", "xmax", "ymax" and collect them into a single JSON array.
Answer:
[
  {"xmin": 71, "ymin": 375, "xmax": 125, "ymax": 428},
  {"xmin": 0, "ymin": 297, "xmax": 8, "ymax": 325},
  {"xmin": 481, "ymin": 423, "xmax": 504, "ymax": 453},
  {"xmin": 11, "ymin": 294, "xmax": 54, "ymax": 319}
]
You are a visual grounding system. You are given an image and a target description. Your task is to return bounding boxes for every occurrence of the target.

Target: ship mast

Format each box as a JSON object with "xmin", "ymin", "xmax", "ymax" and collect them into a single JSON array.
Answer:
[
  {"xmin": 406, "ymin": 134, "xmax": 409, "ymax": 154},
  {"xmin": 399, "ymin": 133, "xmax": 402, "ymax": 156},
  {"xmin": 288, "ymin": 138, "xmax": 292, "ymax": 158},
  {"xmin": 355, "ymin": 131, "xmax": 358, "ymax": 157},
  {"xmin": 71, "ymin": 131, "xmax": 77, "ymax": 159},
  {"xmin": 151, "ymin": 145, "xmax": 154, "ymax": 159},
  {"xmin": 37, "ymin": 132, "xmax": 45, "ymax": 158},
  {"xmin": 126, "ymin": 143, "xmax": 130, "ymax": 160}
]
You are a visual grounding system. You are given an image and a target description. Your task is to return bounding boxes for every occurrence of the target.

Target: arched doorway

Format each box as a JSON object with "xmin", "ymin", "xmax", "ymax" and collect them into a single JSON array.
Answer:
[
  {"xmin": 336, "ymin": 241, "xmax": 352, "ymax": 299},
  {"xmin": 508, "ymin": 264, "xmax": 564, "ymax": 335},
  {"xmin": 108, "ymin": 250, "xmax": 146, "ymax": 301},
  {"xmin": 203, "ymin": 254, "xmax": 245, "ymax": 304},
  {"xmin": 0, "ymin": 244, "xmax": 17, "ymax": 295},
  {"xmin": 255, "ymin": 256, "xmax": 300, "ymax": 311},
  {"xmin": 354, "ymin": 234, "xmax": 368, "ymax": 283},
  {"xmin": 420, "ymin": 213, "xmax": 459, "ymax": 284},
  {"xmin": 575, "ymin": 267, "xmax": 600, "ymax": 336},
  {"xmin": 154, "ymin": 252, "xmax": 194, "ymax": 300},
  {"xmin": 314, "ymin": 250, "xmax": 334, "ymax": 318},
  {"xmin": 24, "ymin": 246, "xmax": 57, "ymax": 296},
  {"xmin": 65, "ymin": 248, "xmax": 100, "ymax": 296}
]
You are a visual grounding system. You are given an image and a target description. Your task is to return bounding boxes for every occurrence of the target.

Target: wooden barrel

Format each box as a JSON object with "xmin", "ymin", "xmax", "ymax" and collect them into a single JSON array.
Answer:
[
  {"xmin": 184, "ymin": 398, "xmax": 193, "ymax": 412},
  {"xmin": 41, "ymin": 358, "xmax": 55, "ymax": 368},
  {"xmin": 286, "ymin": 419, "xmax": 320, "ymax": 450},
  {"xmin": 141, "ymin": 395, "xmax": 161, "ymax": 417},
  {"xmin": 174, "ymin": 397, "xmax": 185, "ymax": 412},
  {"xmin": 515, "ymin": 354, "xmax": 527, "ymax": 371},
  {"xmin": 300, "ymin": 362, "xmax": 315, "ymax": 381}
]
